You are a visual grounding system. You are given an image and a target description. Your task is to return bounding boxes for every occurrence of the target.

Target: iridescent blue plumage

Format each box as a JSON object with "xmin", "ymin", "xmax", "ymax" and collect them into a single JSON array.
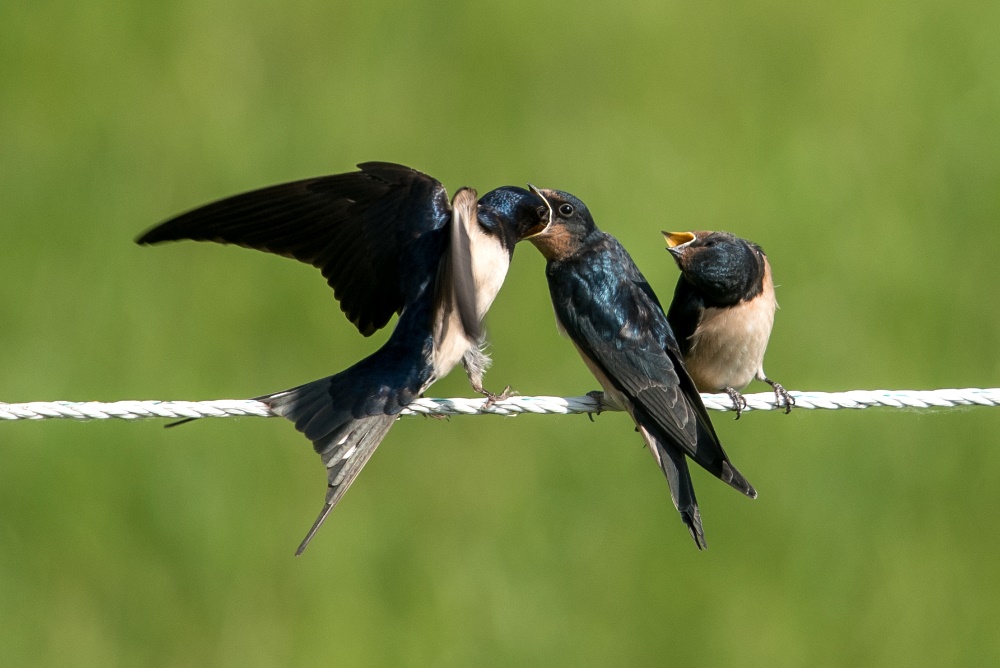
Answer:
[{"xmin": 529, "ymin": 189, "xmax": 756, "ymax": 549}]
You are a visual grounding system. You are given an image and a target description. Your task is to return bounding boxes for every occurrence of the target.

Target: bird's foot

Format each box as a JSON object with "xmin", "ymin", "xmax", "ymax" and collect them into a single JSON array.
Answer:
[
  {"xmin": 765, "ymin": 379, "xmax": 795, "ymax": 414},
  {"xmin": 478, "ymin": 384, "xmax": 515, "ymax": 409},
  {"xmin": 586, "ymin": 390, "xmax": 605, "ymax": 422},
  {"xmin": 725, "ymin": 387, "xmax": 748, "ymax": 419}
]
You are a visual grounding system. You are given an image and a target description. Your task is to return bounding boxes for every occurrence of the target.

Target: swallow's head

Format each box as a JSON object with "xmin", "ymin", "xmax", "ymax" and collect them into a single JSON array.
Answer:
[
  {"xmin": 663, "ymin": 230, "xmax": 766, "ymax": 305},
  {"xmin": 477, "ymin": 186, "xmax": 550, "ymax": 253},
  {"xmin": 523, "ymin": 187, "xmax": 597, "ymax": 261}
]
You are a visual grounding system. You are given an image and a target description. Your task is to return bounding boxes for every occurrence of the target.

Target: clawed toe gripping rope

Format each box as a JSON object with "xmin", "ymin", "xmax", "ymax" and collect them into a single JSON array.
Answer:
[{"xmin": 2, "ymin": 388, "xmax": 999, "ymax": 422}]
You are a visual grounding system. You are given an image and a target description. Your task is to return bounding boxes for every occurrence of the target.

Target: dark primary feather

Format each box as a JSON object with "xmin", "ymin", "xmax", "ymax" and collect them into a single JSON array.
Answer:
[
  {"xmin": 547, "ymin": 234, "xmax": 756, "ymax": 498},
  {"xmin": 135, "ymin": 162, "xmax": 452, "ymax": 336}
]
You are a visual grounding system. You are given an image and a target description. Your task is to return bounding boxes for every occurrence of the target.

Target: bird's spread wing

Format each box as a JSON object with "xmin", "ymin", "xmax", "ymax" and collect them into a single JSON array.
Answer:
[{"xmin": 136, "ymin": 162, "xmax": 452, "ymax": 336}]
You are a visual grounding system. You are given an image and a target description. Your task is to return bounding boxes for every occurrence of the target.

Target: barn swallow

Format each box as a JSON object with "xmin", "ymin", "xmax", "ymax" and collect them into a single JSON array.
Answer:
[
  {"xmin": 663, "ymin": 231, "xmax": 793, "ymax": 418},
  {"xmin": 526, "ymin": 188, "xmax": 756, "ymax": 549},
  {"xmin": 136, "ymin": 162, "xmax": 547, "ymax": 554}
]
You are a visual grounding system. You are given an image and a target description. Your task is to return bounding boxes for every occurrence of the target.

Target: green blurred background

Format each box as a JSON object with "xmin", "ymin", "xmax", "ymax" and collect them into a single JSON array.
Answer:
[{"xmin": 3, "ymin": 0, "xmax": 1000, "ymax": 665}]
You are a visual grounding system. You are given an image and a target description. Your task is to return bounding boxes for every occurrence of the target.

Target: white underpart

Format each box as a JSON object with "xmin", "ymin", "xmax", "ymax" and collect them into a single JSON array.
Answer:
[
  {"xmin": 431, "ymin": 195, "xmax": 510, "ymax": 380},
  {"xmin": 685, "ymin": 259, "xmax": 777, "ymax": 392}
]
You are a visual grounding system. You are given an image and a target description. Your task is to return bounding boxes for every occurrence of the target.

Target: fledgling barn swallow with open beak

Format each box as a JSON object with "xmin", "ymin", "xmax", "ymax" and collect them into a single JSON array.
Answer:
[
  {"xmin": 663, "ymin": 231, "xmax": 793, "ymax": 418},
  {"xmin": 136, "ymin": 162, "xmax": 548, "ymax": 554},
  {"xmin": 526, "ymin": 188, "xmax": 756, "ymax": 549}
]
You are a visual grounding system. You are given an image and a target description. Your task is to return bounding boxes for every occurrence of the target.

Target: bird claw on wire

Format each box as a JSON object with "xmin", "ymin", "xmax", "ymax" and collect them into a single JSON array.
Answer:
[
  {"xmin": 762, "ymin": 377, "xmax": 795, "ymax": 414},
  {"xmin": 725, "ymin": 387, "xmax": 749, "ymax": 420},
  {"xmin": 481, "ymin": 385, "xmax": 515, "ymax": 410},
  {"xmin": 585, "ymin": 390, "xmax": 626, "ymax": 421}
]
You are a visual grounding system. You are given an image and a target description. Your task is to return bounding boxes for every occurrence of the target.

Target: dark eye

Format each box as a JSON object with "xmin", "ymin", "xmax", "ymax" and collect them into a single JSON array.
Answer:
[{"xmin": 559, "ymin": 203, "xmax": 575, "ymax": 216}]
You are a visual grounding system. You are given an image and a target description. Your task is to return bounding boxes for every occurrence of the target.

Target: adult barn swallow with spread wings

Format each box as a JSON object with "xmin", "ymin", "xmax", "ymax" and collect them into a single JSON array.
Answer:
[
  {"xmin": 526, "ymin": 188, "xmax": 755, "ymax": 549},
  {"xmin": 137, "ymin": 162, "xmax": 547, "ymax": 553},
  {"xmin": 663, "ymin": 231, "xmax": 793, "ymax": 418}
]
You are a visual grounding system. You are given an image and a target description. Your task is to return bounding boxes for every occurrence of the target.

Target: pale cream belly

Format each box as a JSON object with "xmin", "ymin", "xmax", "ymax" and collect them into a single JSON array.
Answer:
[{"xmin": 686, "ymin": 294, "xmax": 775, "ymax": 392}]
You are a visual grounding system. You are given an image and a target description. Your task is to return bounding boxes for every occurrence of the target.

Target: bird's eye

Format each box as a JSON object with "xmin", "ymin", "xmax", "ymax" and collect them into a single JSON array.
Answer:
[{"xmin": 559, "ymin": 204, "xmax": 575, "ymax": 216}]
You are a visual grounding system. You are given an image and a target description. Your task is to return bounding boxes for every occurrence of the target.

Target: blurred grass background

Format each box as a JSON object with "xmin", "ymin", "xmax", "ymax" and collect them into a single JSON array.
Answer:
[{"xmin": 3, "ymin": 0, "xmax": 1000, "ymax": 664}]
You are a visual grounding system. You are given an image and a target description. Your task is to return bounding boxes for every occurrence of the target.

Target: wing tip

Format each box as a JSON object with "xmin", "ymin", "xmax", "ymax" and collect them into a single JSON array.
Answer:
[
  {"xmin": 134, "ymin": 222, "xmax": 199, "ymax": 246},
  {"xmin": 134, "ymin": 228, "xmax": 160, "ymax": 245}
]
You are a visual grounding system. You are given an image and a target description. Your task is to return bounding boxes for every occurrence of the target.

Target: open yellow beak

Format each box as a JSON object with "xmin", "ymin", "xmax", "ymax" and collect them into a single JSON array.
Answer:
[{"xmin": 662, "ymin": 231, "xmax": 696, "ymax": 248}]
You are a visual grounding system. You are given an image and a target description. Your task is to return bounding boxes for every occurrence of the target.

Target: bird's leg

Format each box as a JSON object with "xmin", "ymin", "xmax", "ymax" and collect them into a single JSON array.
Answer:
[
  {"xmin": 479, "ymin": 384, "xmax": 515, "ymax": 408},
  {"xmin": 585, "ymin": 390, "xmax": 605, "ymax": 421},
  {"xmin": 761, "ymin": 376, "xmax": 794, "ymax": 414},
  {"xmin": 584, "ymin": 390, "xmax": 626, "ymax": 421},
  {"xmin": 463, "ymin": 347, "xmax": 514, "ymax": 408},
  {"xmin": 724, "ymin": 387, "xmax": 748, "ymax": 419}
]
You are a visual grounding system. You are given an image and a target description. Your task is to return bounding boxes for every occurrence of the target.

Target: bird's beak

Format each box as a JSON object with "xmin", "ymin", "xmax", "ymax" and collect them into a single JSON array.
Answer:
[
  {"xmin": 663, "ymin": 231, "xmax": 696, "ymax": 256},
  {"xmin": 525, "ymin": 184, "xmax": 553, "ymax": 238}
]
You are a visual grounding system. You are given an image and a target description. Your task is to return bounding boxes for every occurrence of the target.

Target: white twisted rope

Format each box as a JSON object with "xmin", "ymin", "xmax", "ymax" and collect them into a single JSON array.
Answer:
[{"xmin": 2, "ymin": 388, "xmax": 999, "ymax": 422}]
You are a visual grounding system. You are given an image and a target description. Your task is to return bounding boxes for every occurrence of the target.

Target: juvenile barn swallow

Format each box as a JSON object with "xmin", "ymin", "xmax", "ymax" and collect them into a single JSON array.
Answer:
[
  {"xmin": 663, "ymin": 231, "xmax": 793, "ymax": 418},
  {"xmin": 137, "ymin": 162, "xmax": 547, "ymax": 554},
  {"xmin": 527, "ymin": 189, "xmax": 755, "ymax": 549}
]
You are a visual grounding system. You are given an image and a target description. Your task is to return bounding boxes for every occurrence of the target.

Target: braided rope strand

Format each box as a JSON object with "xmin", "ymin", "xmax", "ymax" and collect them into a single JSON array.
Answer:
[{"xmin": 2, "ymin": 388, "xmax": 999, "ymax": 422}]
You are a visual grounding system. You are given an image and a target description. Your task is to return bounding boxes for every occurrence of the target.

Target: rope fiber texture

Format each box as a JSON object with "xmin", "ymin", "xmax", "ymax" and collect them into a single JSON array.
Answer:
[{"xmin": 2, "ymin": 388, "xmax": 1000, "ymax": 422}]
